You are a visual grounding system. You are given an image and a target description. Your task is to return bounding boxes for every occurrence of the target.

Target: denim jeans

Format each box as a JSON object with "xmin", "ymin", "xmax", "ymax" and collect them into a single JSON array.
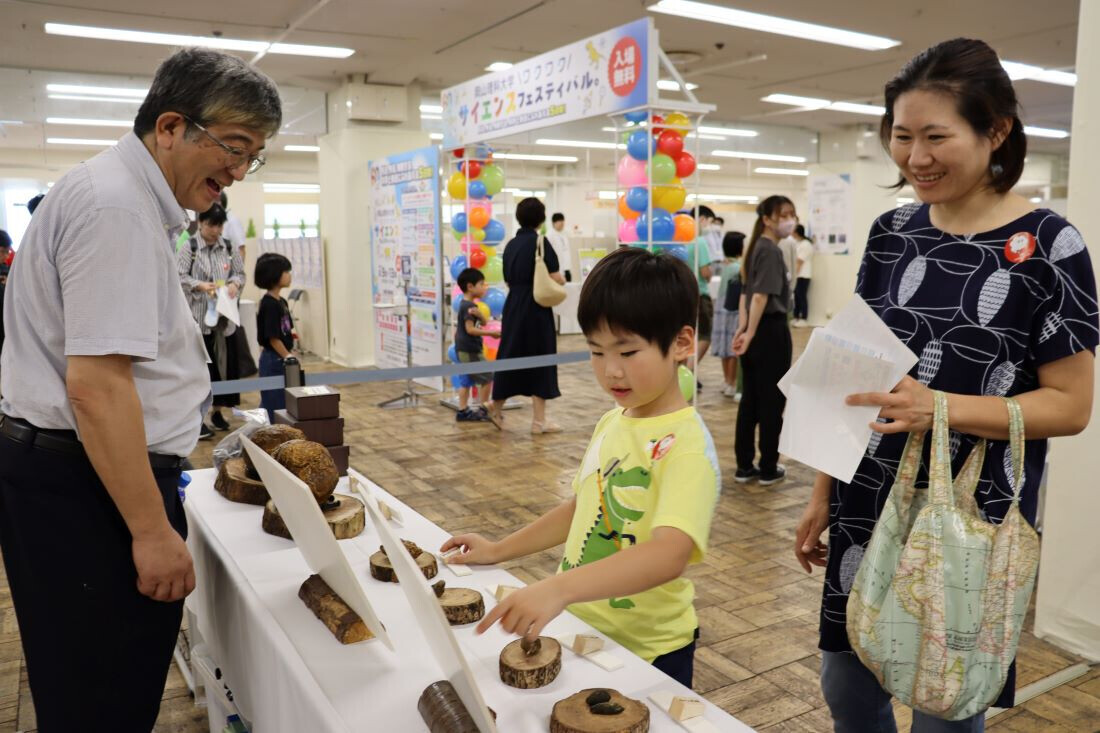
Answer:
[
  {"xmin": 821, "ymin": 651, "xmax": 985, "ymax": 733},
  {"xmin": 258, "ymin": 348, "xmax": 286, "ymax": 422}
]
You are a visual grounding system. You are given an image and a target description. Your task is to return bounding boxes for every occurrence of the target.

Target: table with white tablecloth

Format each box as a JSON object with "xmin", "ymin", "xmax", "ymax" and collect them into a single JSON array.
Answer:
[{"xmin": 182, "ymin": 468, "xmax": 754, "ymax": 732}]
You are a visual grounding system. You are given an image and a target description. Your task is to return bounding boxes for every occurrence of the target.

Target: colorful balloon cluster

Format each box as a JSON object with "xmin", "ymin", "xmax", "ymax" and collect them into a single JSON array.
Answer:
[
  {"xmin": 616, "ymin": 111, "xmax": 697, "ymax": 248},
  {"xmin": 447, "ymin": 145, "xmax": 507, "ymax": 365}
]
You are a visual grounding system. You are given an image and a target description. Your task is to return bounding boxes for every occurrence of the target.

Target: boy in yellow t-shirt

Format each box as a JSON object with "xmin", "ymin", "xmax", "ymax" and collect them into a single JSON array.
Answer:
[{"xmin": 441, "ymin": 247, "xmax": 720, "ymax": 687}]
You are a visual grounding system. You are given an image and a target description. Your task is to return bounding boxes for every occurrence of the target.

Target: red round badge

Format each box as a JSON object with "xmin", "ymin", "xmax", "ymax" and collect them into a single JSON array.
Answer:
[
  {"xmin": 1004, "ymin": 232, "xmax": 1035, "ymax": 263},
  {"xmin": 607, "ymin": 37, "xmax": 642, "ymax": 97}
]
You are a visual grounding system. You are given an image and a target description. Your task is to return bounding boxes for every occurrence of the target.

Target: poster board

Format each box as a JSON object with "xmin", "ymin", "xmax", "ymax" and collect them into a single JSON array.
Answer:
[
  {"xmin": 807, "ymin": 173, "xmax": 854, "ymax": 255},
  {"xmin": 578, "ymin": 247, "xmax": 609, "ymax": 282},
  {"xmin": 368, "ymin": 146, "xmax": 445, "ymax": 390},
  {"xmin": 260, "ymin": 237, "xmax": 324, "ymax": 289}
]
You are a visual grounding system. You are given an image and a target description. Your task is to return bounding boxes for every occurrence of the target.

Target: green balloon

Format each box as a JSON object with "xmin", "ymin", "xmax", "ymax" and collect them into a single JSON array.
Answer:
[
  {"xmin": 678, "ymin": 364, "xmax": 695, "ymax": 402},
  {"xmin": 482, "ymin": 254, "xmax": 504, "ymax": 282},
  {"xmin": 452, "ymin": 227, "xmax": 464, "ymax": 242},
  {"xmin": 649, "ymin": 153, "xmax": 676, "ymax": 184},
  {"xmin": 480, "ymin": 164, "xmax": 505, "ymax": 196}
]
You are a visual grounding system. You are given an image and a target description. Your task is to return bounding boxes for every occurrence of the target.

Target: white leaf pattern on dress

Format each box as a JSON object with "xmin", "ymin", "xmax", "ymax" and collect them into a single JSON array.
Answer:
[
  {"xmin": 892, "ymin": 203, "xmax": 921, "ymax": 232},
  {"xmin": 917, "ymin": 339, "xmax": 942, "ymax": 385},
  {"xmin": 867, "ymin": 429, "xmax": 883, "ymax": 456},
  {"xmin": 898, "ymin": 256, "xmax": 926, "ymax": 306},
  {"xmin": 839, "ymin": 544, "xmax": 865, "ymax": 593},
  {"xmin": 985, "ymin": 361, "xmax": 1016, "ymax": 396},
  {"xmin": 1050, "ymin": 225, "xmax": 1086, "ymax": 263},
  {"xmin": 978, "ymin": 270, "xmax": 1012, "ymax": 326},
  {"xmin": 1003, "ymin": 446, "xmax": 1024, "ymax": 489},
  {"xmin": 1038, "ymin": 312, "xmax": 1063, "ymax": 344}
]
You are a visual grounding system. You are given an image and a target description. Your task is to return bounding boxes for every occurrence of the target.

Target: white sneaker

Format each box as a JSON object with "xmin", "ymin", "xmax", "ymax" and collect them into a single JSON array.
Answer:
[
  {"xmin": 722, "ymin": 384, "xmax": 737, "ymax": 398},
  {"xmin": 734, "ymin": 392, "xmax": 742, "ymax": 403}
]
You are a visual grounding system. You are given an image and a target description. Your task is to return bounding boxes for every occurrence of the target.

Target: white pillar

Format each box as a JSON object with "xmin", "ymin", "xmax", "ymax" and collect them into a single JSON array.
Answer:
[{"xmin": 1033, "ymin": 0, "xmax": 1100, "ymax": 662}]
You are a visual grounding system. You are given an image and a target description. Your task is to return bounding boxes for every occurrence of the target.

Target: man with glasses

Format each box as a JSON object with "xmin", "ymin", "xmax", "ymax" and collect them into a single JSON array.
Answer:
[{"xmin": 0, "ymin": 47, "xmax": 281, "ymax": 731}]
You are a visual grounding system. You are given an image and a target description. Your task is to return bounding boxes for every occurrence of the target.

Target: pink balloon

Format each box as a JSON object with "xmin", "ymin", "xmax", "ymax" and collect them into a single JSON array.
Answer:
[
  {"xmin": 618, "ymin": 218, "xmax": 639, "ymax": 243},
  {"xmin": 484, "ymin": 334, "xmax": 501, "ymax": 351},
  {"xmin": 451, "ymin": 284, "xmax": 462, "ymax": 299},
  {"xmin": 617, "ymin": 155, "xmax": 648, "ymax": 187},
  {"xmin": 466, "ymin": 199, "xmax": 492, "ymax": 217}
]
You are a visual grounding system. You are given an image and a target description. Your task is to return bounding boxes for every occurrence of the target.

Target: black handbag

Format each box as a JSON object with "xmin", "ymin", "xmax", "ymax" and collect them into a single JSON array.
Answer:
[{"xmin": 723, "ymin": 275, "xmax": 743, "ymax": 312}]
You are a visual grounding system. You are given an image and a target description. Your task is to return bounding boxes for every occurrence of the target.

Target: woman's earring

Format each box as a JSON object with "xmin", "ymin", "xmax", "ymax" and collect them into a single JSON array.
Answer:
[{"xmin": 990, "ymin": 162, "xmax": 1004, "ymax": 177}]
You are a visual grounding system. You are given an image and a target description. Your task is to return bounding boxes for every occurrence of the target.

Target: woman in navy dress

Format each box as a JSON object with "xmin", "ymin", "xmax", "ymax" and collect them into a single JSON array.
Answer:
[
  {"xmin": 793, "ymin": 39, "xmax": 1098, "ymax": 732},
  {"xmin": 492, "ymin": 197, "xmax": 566, "ymax": 433}
]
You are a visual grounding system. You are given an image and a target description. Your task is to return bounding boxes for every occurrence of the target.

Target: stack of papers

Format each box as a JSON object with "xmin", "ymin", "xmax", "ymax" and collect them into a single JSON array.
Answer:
[{"xmin": 778, "ymin": 296, "xmax": 918, "ymax": 482}]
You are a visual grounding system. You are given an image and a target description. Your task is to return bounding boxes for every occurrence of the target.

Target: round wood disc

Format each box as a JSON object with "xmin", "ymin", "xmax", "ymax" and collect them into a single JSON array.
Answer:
[
  {"xmin": 215, "ymin": 456, "xmax": 269, "ymax": 505},
  {"xmin": 262, "ymin": 494, "xmax": 365, "ymax": 540},
  {"xmin": 439, "ymin": 588, "xmax": 484, "ymax": 626},
  {"xmin": 369, "ymin": 549, "xmax": 438, "ymax": 583},
  {"xmin": 499, "ymin": 636, "xmax": 562, "ymax": 689},
  {"xmin": 550, "ymin": 689, "xmax": 649, "ymax": 733}
]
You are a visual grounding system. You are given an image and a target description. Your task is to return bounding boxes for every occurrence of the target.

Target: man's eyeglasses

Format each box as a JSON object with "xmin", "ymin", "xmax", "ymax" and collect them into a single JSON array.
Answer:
[{"xmin": 184, "ymin": 116, "xmax": 266, "ymax": 175}]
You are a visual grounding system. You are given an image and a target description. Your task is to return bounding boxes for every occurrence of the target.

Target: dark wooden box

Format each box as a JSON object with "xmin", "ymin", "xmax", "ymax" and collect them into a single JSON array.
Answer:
[
  {"xmin": 326, "ymin": 444, "xmax": 350, "ymax": 476},
  {"xmin": 285, "ymin": 386, "xmax": 341, "ymax": 421},
  {"xmin": 273, "ymin": 410, "xmax": 345, "ymax": 447}
]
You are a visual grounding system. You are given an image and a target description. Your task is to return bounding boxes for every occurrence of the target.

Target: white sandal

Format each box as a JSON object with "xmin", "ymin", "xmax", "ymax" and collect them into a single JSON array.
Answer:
[{"xmin": 531, "ymin": 420, "xmax": 562, "ymax": 434}]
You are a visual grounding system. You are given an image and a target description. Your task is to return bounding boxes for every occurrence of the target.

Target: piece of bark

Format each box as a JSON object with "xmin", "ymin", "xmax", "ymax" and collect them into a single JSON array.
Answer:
[
  {"xmin": 499, "ymin": 636, "xmax": 562, "ymax": 689},
  {"xmin": 297, "ymin": 574, "xmax": 373, "ymax": 644},
  {"xmin": 215, "ymin": 457, "xmax": 270, "ymax": 505},
  {"xmin": 550, "ymin": 689, "xmax": 649, "ymax": 733},
  {"xmin": 438, "ymin": 587, "xmax": 484, "ymax": 626},
  {"xmin": 417, "ymin": 680, "xmax": 495, "ymax": 733},
  {"xmin": 243, "ymin": 425, "xmax": 306, "ymax": 477},
  {"xmin": 272, "ymin": 439, "xmax": 339, "ymax": 503},
  {"xmin": 369, "ymin": 548, "xmax": 438, "ymax": 583},
  {"xmin": 261, "ymin": 494, "xmax": 365, "ymax": 540}
]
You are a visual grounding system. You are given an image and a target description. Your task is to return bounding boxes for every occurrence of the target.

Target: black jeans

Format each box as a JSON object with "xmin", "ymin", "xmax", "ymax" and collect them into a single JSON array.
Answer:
[
  {"xmin": 652, "ymin": 627, "xmax": 700, "ymax": 688},
  {"xmin": 735, "ymin": 313, "xmax": 793, "ymax": 473},
  {"xmin": 0, "ymin": 428, "xmax": 187, "ymax": 732},
  {"xmin": 794, "ymin": 277, "xmax": 811, "ymax": 320}
]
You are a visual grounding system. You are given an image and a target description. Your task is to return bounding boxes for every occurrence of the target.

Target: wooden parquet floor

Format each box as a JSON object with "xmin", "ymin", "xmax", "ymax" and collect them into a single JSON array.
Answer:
[{"xmin": 2, "ymin": 329, "xmax": 1097, "ymax": 732}]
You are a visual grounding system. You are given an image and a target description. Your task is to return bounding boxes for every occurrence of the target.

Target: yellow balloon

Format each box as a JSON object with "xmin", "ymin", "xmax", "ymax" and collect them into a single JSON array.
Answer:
[
  {"xmin": 447, "ymin": 171, "xmax": 467, "ymax": 200},
  {"xmin": 664, "ymin": 112, "xmax": 691, "ymax": 138},
  {"xmin": 481, "ymin": 245, "xmax": 496, "ymax": 258},
  {"xmin": 476, "ymin": 301, "xmax": 491, "ymax": 320},
  {"xmin": 654, "ymin": 178, "xmax": 686, "ymax": 211},
  {"xmin": 471, "ymin": 227, "xmax": 486, "ymax": 242}
]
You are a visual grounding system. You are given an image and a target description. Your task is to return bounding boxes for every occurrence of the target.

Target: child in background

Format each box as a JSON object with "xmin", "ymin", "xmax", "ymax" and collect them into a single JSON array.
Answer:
[
  {"xmin": 442, "ymin": 247, "xmax": 720, "ymax": 687},
  {"xmin": 254, "ymin": 253, "xmax": 294, "ymax": 421},
  {"xmin": 714, "ymin": 232, "xmax": 745, "ymax": 400},
  {"xmin": 454, "ymin": 268, "xmax": 502, "ymax": 427}
]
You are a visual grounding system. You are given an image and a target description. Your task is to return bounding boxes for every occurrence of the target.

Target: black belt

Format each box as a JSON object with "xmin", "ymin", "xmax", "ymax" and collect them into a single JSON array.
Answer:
[{"xmin": 0, "ymin": 415, "xmax": 186, "ymax": 469}]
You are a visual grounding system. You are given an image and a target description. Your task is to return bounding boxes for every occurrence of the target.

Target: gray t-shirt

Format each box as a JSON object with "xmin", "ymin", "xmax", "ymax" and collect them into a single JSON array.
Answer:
[
  {"xmin": 743, "ymin": 236, "xmax": 789, "ymax": 316},
  {"xmin": 0, "ymin": 132, "xmax": 211, "ymax": 457}
]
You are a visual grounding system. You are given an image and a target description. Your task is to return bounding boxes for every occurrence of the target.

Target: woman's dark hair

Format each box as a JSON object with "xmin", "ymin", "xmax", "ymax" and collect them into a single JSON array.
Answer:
[
  {"xmin": 722, "ymin": 231, "xmax": 745, "ymax": 259},
  {"xmin": 794, "ymin": 224, "xmax": 806, "ymax": 239},
  {"xmin": 516, "ymin": 197, "xmax": 546, "ymax": 229},
  {"xmin": 880, "ymin": 38, "xmax": 1026, "ymax": 193},
  {"xmin": 255, "ymin": 252, "xmax": 292, "ymax": 290},
  {"xmin": 578, "ymin": 247, "xmax": 698, "ymax": 355},
  {"xmin": 198, "ymin": 203, "xmax": 228, "ymax": 226},
  {"xmin": 743, "ymin": 195, "xmax": 794, "ymax": 283}
]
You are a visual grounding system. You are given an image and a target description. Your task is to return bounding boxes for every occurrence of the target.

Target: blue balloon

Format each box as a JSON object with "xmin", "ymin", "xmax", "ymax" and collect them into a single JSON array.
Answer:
[
  {"xmin": 468, "ymin": 180, "xmax": 487, "ymax": 199},
  {"xmin": 483, "ymin": 219, "xmax": 505, "ymax": 244},
  {"xmin": 635, "ymin": 208, "xmax": 675, "ymax": 241},
  {"xmin": 448, "ymin": 344, "xmax": 458, "ymax": 362},
  {"xmin": 452, "ymin": 296, "xmax": 464, "ymax": 315},
  {"xmin": 624, "ymin": 109, "xmax": 648, "ymax": 124},
  {"xmin": 654, "ymin": 243, "xmax": 689, "ymax": 262},
  {"xmin": 451, "ymin": 212, "xmax": 467, "ymax": 233},
  {"xmin": 450, "ymin": 254, "xmax": 468, "ymax": 280},
  {"xmin": 484, "ymin": 287, "xmax": 506, "ymax": 318},
  {"xmin": 625, "ymin": 186, "xmax": 649, "ymax": 213},
  {"xmin": 626, "ymin": 129, "xmax": 656, "ymax": 161}
]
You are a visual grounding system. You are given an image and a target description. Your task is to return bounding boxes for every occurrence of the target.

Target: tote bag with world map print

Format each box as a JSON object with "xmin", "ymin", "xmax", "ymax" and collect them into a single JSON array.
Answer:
[{"xmin": 846, "ymin": 391, "xmax": 1039, "ymax": 720}]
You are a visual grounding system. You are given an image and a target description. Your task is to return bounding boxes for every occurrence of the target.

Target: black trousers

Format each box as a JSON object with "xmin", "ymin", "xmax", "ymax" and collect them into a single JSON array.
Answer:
[
  {"xmin": 0, "ymin": 430, "xmax": 187, "ymax": 732},
  {"xmin": 735, "ymin": 313, "xmax": 793, "ymax": 473},
  {"xmin": 652, "ymin": 627, "xmax": 700, "ymax": 688},
  {"xmin": 794, "ymin": 277, "xmax": 811, "ymax": 320}
]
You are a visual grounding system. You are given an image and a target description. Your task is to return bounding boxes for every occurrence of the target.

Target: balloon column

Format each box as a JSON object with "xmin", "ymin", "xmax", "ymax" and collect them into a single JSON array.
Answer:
[
  {"xmin": 616, "ymin": 111, "xmax": 697, "ymax": 262},
  {"xmin": 448, "ymin": 144, "xmax": 508, "ymax": 374}
]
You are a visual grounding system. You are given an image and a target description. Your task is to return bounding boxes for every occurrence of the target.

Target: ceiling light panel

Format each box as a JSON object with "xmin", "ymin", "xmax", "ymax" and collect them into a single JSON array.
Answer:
[{"xmin": 712, "ymin": 150, "xmax": 807, "ymax": 163}]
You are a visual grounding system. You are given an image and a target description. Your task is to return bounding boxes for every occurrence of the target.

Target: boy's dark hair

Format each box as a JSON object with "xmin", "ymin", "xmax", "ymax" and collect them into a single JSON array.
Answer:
[
  {"xmin": 0, "ymin": 230, "xmax": 10, "ymax": 248},
  {"xmin": 551, "ymin": 212, "xmax": 564, "ymax": 223},
  {"xmin": 722, "ymin": 231, "xmax": 745, "ymax": 258},
  {"xmin": 881, "ymin": 38, "xmax": 1025, "ymax": 193},
  {"xmin": 255, "ymin": 252, "xmax": 292, "ymax": 290},
  {"xmin": 516, "ymin": 197, "xmax": 546, "ymax": 229},
  {"xmin": 456, "ymin": 267, "xmax": 485, "ymax": 293},
  {"xmin": 578, "ymin": 247, "xmax": 698, "ymax": 355},
  {"xmin": 198, "ymin": 203, "xmax": 228, "ymax": 226}
]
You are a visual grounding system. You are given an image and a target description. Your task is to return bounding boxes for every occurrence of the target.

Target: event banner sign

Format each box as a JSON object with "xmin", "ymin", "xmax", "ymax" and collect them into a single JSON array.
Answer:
[
  {"xmin": 808, "ymin": 173, "xmax": 854, "ymax": 255},
  {"xmin": 368, "ymin": 146, "xmax": 444, "ymax": 390},
  {"xmin": 441, "ymin": 18, "xmax": 655, "ymax": 148}
]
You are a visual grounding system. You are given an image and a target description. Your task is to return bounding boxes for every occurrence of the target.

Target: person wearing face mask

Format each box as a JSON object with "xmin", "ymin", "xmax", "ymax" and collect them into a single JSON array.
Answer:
[
  {"xmin": 732, "ymin": 195, "xmax": 796, "ymax": 486},
  {"xmin": 793, "ymin": 39, "xmax": 1096, "ymax": 732},
  {"xmin": 0, "ymin": 47, "xmax": 281, "ymax": 730}
]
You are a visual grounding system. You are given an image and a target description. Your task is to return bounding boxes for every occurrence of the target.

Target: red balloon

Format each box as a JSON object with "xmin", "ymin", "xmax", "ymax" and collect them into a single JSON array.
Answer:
[
  {"xmin": 462, "ymin": 160, "xmax": 482, "ymax": 179},
  {"xmin": 651, "ymin": 114, "xmax": 665, "ymax": 137},
  {"xmin": 452, "ymin": 147, "xmax": 464, "ymax": 158},
  {"xmin": 657, "ymin": 129, "xmax": 683, "ymax": 157},
  {"xmin": 675, "ymin": 151, "xmax": 697, "ymax": 178},
  {"xmin": 469, "ymin": 246, "xmax": 487, "ymax": 268}
]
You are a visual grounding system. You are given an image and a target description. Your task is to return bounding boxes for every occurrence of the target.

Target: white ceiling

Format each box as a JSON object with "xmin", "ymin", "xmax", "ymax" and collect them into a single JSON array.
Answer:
[{"xmin": 0, "ymin": 0, "xmax": 1080, "ymax": 160}]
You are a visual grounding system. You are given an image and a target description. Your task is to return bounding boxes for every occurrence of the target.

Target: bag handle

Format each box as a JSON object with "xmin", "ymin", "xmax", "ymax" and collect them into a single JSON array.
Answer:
[
  {"xmin": 1002, "ymin": 396, "xmax": 1026, "ymax": 502},
  {"xmin": 929, "ymin": 390, "xmax": 954, "ymax": 506},
  {"xmin": 535, "ymin": 234, "xmax": 545, "ymax": 262}
]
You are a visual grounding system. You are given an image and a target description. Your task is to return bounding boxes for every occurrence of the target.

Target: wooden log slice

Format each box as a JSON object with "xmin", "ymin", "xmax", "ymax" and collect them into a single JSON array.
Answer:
[
  {"xmin": 418, "ymin": 680, "xmax": 495, "ymax": 733},
  {"xmin": 298, "ymin": 574, "xmax": 373, "ymax": 645},
  {"xmin": 499, "ymin": 636, "xmax": 562, "ymax": 689},
  {"xmin": 261, "ymin": 494, "xmax": 365, "ymax": 540},
  {"xmin": 369, "ymin": 549, "xmax": 438, "ymax": 583},
  {"xmin": 438, "ymin": 588, "xmax": 484, "ymax": 625},
  {"xmin": 550, "ymin": 689, "xmax": 649, "ymax": 733},
  {"xmin": 215, "ymin": 457, "xmax": 270, "ymax": 505}
]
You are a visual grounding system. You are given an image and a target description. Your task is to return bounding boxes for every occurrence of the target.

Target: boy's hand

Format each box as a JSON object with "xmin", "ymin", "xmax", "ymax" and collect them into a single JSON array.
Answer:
[
  {"xmin": 440, "ymin": 533, "xmax": 501, "ymax": 565},
  {"xmin": 476, "ymin": 576, "xmax": 567, "ymax": 640}
]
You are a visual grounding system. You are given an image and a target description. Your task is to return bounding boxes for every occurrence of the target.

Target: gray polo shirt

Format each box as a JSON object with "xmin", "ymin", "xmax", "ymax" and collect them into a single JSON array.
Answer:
[
  {"xmin": 0, "ymin": 132, "xmax": 211, "ymax": 457},
  {"xmin": 743, "ymin": 236, "xmax": 789, "ymax": 316}
]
